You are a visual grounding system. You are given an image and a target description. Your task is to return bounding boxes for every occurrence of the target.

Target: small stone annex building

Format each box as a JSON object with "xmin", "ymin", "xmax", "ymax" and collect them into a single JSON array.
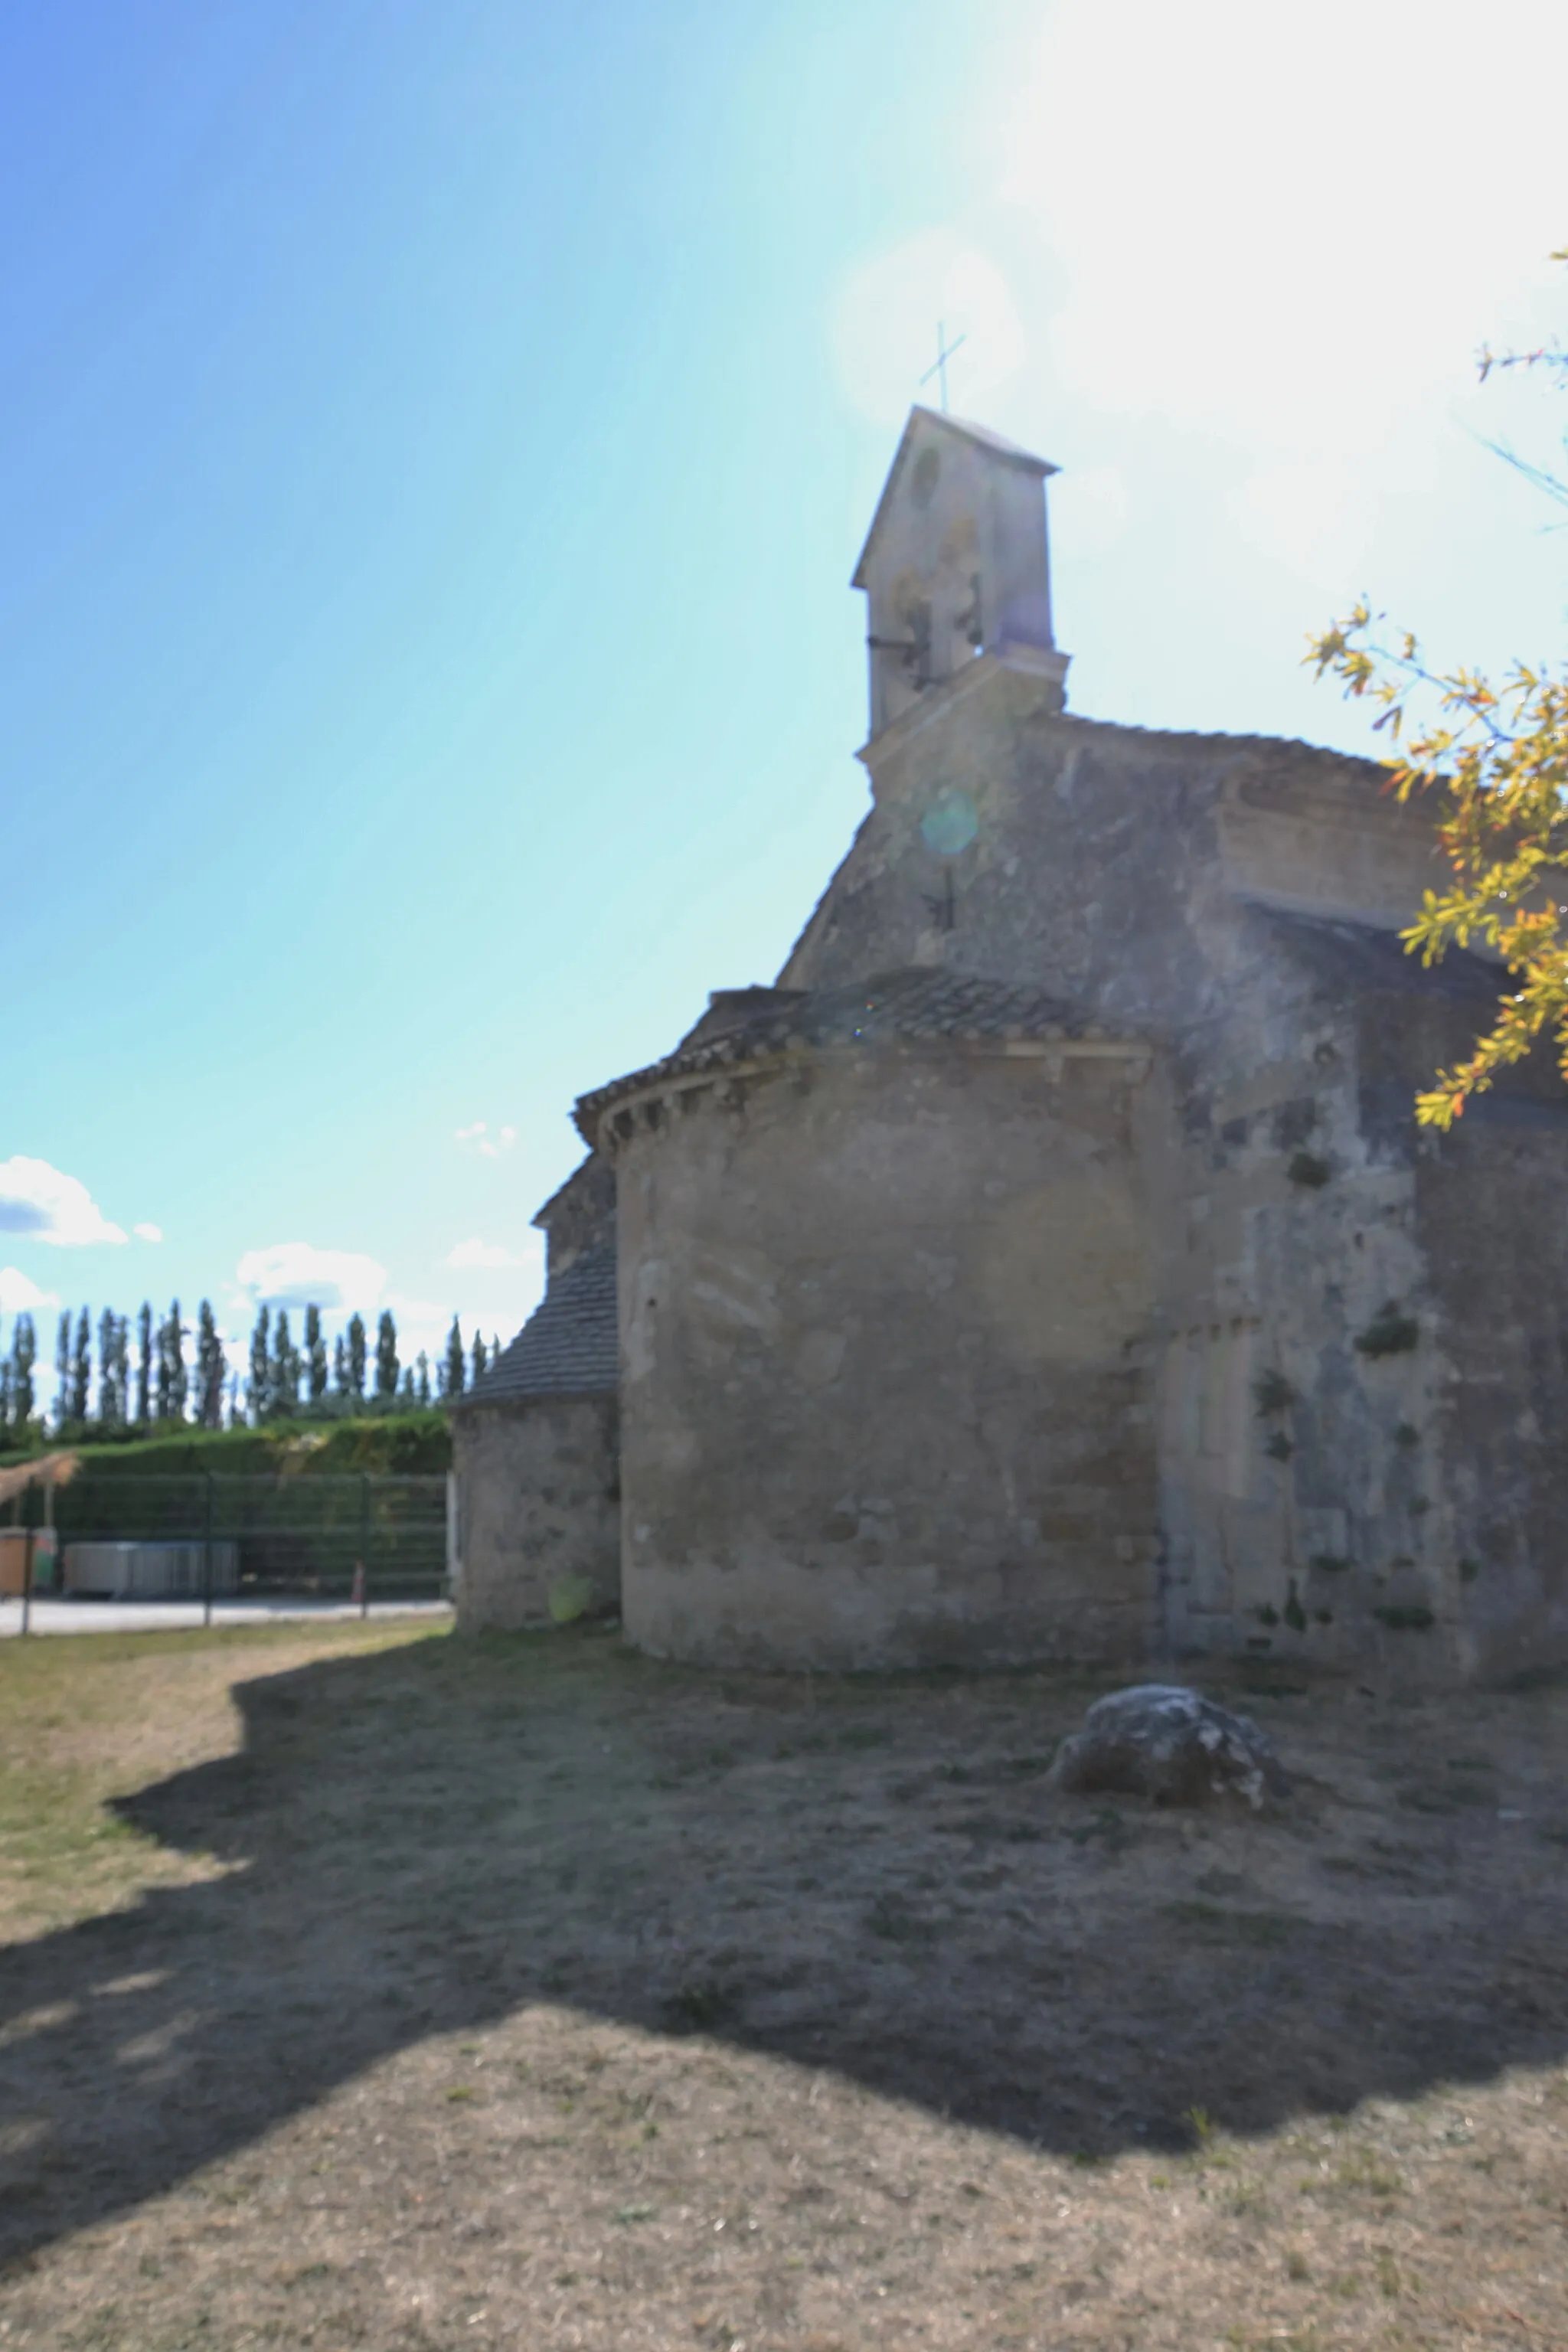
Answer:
[{"xmin": 452, "ymin": 403, "xmax": 1568, "ymax": 1683}]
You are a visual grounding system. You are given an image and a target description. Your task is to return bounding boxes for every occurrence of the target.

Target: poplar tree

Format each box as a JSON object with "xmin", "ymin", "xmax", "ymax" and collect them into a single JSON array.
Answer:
[
  {"xmin": 415, "ymin": 1351, "xmax": 432, "ymax": 1407},
  {"xmin": 12, "ymin": 1315, "xmax": 37, "ymax": 1427},
  {"xmin": 197, "ymin": 1302, "xmax": 225, "ymax": 1429},
  {"xmin": 305, "ymin": 1305, "xmax": 328, "ymax": 1407},
  {"xmin": 0, "ymin": 1362, "xmax": 11, "ymax": 1435},
  {"xmin": 100, "ymin": 1314, "xmax": 130, "ymax": 1426},
  {"xmin": 97, "ymin": 1308, "xmax": 119, "ymax": 1425},
  {"xmin": 70, "ymin": 1308, "xmax": 90, "ymax": 1424},
  {"xmin": 443, "ymin": 1315, "xmax": 466, "ymax": 1399},
  {"xmin": 348, "ymin": 1312, "xmax": 368, "ymax": 1403},
  {"xmin": 249, "ymin": 1306, "xmax": 270, "ymax": 1423},
  {"xmin": 375, "ymin": 1312, "xmax": 399, "ymax": 1403},
  {"xmin": 136, "ymin": 1303, "xmax": 152, "ymax": 1423},
  {"xmin": 55, "ymin": 1312, "xmax": 71, "ymax": 1428},
  {"xmin": 333, "ymin": 1334, "xmax": 347, "ymax": 1396},
  {"xmin": 399, "ymin": 1365, "xmax": 415, "ymax": 1403},
  {"xmin": 155, "ymin": 1301, "xmax": 183, "ymax": 1420},
  {"xmin": 471, "ymin": 1331, "xmax": 488, "ymax": 1384},
  {"xmin": 155, "ymin": 1303, "xmax": 180, "ymax": 1420},
  {"xmin": 271, "ymin": 1310, "xmax": 299, "ymax": 1416}
]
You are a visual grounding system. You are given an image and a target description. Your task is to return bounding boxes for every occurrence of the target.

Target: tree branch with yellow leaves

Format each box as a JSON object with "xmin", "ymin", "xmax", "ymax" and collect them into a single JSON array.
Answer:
[{"xmin": 1308, "ymin": 251, "xmax": 1568, "ymax": 1132}]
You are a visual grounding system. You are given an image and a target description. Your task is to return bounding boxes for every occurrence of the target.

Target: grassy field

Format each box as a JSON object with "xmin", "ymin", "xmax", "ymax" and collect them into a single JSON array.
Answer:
[{"xmin": 2, "ymin": 1622, "xmax": 1567, "ymax": 2350}]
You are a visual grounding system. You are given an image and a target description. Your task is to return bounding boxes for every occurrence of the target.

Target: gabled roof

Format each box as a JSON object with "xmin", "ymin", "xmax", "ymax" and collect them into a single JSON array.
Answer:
[
  {"xmin": 453, "ymin": 1243, "xmax": 617, "ymax": 1410},
  {"xmin": 851, "ymin": 406, "xmax": 1060, "ymax": 588},
  {"xmin": 575, "ymin": 967, "xmax": 1135, "ymax": 1143},
  {"xmin": 530, "ymin": 1155, "xmax": 596, "ymax": 1233}
]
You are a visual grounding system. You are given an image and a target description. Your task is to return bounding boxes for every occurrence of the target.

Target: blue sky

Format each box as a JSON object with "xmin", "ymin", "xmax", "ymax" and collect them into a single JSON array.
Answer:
[{"xmin": 3, "ymin": 0, "xmax": 1565, "ymax": 1397}]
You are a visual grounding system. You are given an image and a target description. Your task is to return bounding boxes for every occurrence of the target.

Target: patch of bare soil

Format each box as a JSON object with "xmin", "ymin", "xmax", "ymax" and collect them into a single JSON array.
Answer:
[{"xmin": 2, "ymin": 1624, "xmax": 1568, "ymax": 2348}]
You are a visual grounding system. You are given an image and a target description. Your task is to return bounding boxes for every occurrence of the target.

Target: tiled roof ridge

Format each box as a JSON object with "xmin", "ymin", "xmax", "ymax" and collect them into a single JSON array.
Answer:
[
  {"xmin": 1024, "ymin": 709, "xmax": 1393, "ymax": 769},
  {"xmin": 574, "ymin": 966, "xmax": 1135, "ymax": 1141}
]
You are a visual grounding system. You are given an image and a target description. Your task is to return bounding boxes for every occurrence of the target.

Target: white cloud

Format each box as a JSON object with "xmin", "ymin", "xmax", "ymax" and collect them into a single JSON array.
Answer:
[
  {"xmin": 133, "ymin": 1222, "xmax": 163, "ymax": 1244},
  {"xmin": 444, "ymin": 1237, "xmax": 525, "ymax": 1269},
  {"xmin": 1227, "ymin": 459, "xmax": 1376, "ymax": 596},
  {"xmin": 221, "ymin": 1233, "xmax": 546, "ymax": 1373},
  {"xmin": 995, "ymin": 0, "xmax": 1568, "ymax": 504},
  {"xmin": 0, "ymin": 1158, "xmax": 126, "ymax": 1246},
  {"xmin": 381, "ymin": 1290, "xmax": 449, "ymax": 1361},
  {"xmin": 1049, "ymin": 462, "xmax": 1132, "ymax": 563},
  {"xmin": 456, "ymin": 1121, "xmax": 518, "ymax": 1160},
  {"xmin": 0, "ymin": 1266, "xmax": 60, "ymax": 1315},
  {"xmin": 234, "ymin": 1243, "xmax": 387, "ymax": 1315},
  {"xmin": 832, "ymin": 228, "xmax": 1025, "ymax": 427}
]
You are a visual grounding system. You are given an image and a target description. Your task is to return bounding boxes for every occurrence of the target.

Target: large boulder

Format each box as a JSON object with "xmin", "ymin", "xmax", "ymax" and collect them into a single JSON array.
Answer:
[{"xmin": 1050, "ymin": 1684, "xmax": 1289, "ymax": 1811}]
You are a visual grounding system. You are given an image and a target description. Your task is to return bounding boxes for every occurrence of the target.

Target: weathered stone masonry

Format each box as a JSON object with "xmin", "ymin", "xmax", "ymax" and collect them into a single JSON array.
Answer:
[
  {"xmin": 455, "ymin": 402, "xmax": 1568, "ymax": 1682},
  {"xmin": 449, "ymin": 1163, "xmax": 620, "ymax": 1629}
]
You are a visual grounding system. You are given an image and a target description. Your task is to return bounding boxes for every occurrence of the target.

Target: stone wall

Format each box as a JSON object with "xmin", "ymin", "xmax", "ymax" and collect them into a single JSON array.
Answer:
[
  {"xmin": 780, "ymin": 658, "xmax": 1448, "ymax": 1022},
  {"xmin": 1146, "ymin": 978, "xmax": 1448, "ymax": 1677},
  {"xmin": 854, "ymin": 413, "xmax": 1060, "ymax": 741},
  {"xmin": 767, "ymin": 653, "xmax": 1568, "ymax": 1687},
  {"xmin": 1148, "ymin": 906, "xmax": 1568, "ymax": 1684},
  {"xmin": 452, "ymin": 1395, "xmax": 620, "ymax": 1632},
  {"xmin": 520, "ymin": 639, "xmax": 1567, "ymax": 1687},
  {"xmin": 1416, "ymin": 1098, "xmax": 1568, "ymax": 1681},
  {"xmin": 612, "ymin": 1039, "xmax": 1157, "ymax": 1670}
]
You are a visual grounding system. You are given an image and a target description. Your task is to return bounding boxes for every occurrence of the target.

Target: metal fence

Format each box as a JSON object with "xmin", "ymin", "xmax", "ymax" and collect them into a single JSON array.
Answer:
[{"xmin": 11, "ymin": 1472, "xmax": 452, "ymax": 1621}]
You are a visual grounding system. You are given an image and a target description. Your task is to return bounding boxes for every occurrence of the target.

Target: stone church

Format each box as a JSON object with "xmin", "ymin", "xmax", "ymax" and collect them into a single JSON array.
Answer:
[{"xmin": 452, "ymin": 404, "xmax": 1568, "ymax": 1684}]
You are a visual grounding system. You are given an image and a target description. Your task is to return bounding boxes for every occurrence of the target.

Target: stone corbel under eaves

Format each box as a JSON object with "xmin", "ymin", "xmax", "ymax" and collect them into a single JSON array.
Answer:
[{"xmin": 589, "ymin": 1034, "xmax": 1152, "ymax": 1155}]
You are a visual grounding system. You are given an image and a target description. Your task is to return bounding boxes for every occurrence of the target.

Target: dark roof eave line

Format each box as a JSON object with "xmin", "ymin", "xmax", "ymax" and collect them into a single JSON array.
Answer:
[
  {"xmin": 573, "ymin": 972, "xmax": 1141, "ymax": 1143},
  {"xmin": 452, "ymin": 1380, "xmax": 617, "ymax": 1413}
]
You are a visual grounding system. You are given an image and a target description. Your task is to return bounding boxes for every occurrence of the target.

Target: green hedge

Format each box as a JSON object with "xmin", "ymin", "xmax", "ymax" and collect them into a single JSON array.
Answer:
[{"xmin": 0, "ymin": 1412, "xmax": 451, "ymax": 1478}]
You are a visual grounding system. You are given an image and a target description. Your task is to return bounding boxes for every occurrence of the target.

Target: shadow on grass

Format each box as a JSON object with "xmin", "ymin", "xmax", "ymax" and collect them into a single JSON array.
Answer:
[{"xmin": 3, "ymin": 1625, "xmax": 1567, "ymax": 2266}]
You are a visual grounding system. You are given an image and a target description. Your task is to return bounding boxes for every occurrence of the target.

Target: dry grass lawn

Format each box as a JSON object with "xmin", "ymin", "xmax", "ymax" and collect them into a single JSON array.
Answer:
[{"xmin": 2, "ymin": 1619, "xmax": 1568, "ymax": 2350}]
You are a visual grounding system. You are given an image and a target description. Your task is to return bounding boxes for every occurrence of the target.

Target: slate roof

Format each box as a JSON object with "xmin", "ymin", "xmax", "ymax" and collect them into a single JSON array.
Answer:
[
  {"xmin": 454, "ymin": 1243, "xmax": 617, "ymax": 1410},
  {"xmin": 575, "ymin": 967, "xmax": 1135, "ymax": 1142}
]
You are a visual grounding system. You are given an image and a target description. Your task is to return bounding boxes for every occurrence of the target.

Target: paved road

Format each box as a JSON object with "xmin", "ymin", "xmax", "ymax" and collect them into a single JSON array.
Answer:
[{"xmin": 0, "ymin": 1597, "xmax": 453, "ymax": 1637}]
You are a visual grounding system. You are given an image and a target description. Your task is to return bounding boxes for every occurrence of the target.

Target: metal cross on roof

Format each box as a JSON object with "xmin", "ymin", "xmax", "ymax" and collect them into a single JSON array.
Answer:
[{"xmin": 920, "ymin": 319, "xmax": 967, "ymax": 415}]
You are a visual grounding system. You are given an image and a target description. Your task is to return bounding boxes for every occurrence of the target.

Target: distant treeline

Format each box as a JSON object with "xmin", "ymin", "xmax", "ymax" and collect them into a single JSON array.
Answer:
[{"xmin": 0, "ymin": 1302, "xmax": 503, "ymax": 1442}]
